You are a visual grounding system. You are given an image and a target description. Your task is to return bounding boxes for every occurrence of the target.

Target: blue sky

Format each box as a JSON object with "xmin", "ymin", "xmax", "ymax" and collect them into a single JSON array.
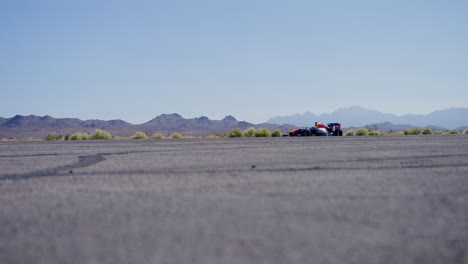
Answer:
[{"xmin": 1, "ymin": 0, "xmax": 467, "ymax": 124}]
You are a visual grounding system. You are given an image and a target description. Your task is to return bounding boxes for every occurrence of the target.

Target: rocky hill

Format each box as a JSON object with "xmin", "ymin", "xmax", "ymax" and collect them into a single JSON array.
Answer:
[{"xmin": 0, "ymin": 114, "xmax": 295, "ymax": 138}]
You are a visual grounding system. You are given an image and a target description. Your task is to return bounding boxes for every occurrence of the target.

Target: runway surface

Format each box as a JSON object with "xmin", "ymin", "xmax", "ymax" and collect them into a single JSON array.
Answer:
[{"xmin": 1, "ymin": 135, "xmax": 467, "ymax": 264}]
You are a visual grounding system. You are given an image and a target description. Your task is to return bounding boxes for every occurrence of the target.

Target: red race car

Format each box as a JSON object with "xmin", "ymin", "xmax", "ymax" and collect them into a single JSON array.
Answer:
[{"xmin": 288, "ymin": 122, "xmax": 343, "ymax": 137}]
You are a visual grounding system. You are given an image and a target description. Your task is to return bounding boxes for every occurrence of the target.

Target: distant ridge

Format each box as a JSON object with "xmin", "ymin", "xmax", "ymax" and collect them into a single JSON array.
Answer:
[
  {"xmin": 0, "ymin": 114, "xmax": 295, "ymax": 138},
  {"xmin": 347, "ymin": 122, "xmax": 449, "ymax": 132},
  {"xmin": 267, "ymin": 106, "xmax": 468, "ymax": 129},
  {"xmin": 3, "ymin": 107, "xmax": 467, "ymax": 138}
]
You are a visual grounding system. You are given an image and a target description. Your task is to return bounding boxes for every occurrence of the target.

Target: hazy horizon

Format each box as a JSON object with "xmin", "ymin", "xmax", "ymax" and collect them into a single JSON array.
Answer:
[
  {"xmin": 3, "ymin": 105, "xmax": 468, "ymax": 126},
  {"xmin": 2, "ymin": 0, "xmax": 467, "ymax": 124}
]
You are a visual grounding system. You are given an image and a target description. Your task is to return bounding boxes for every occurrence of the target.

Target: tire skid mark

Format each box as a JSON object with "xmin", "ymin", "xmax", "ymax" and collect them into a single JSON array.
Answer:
[
  {"xmin": 26, "ymin": 162, "xmax": 468, "ymax": 178},
  {"xmin": 0, "ymin": 154, "xmax": 106, "ymax": 181},
  {"xmin": 0, "ymin": 145, "xmax": 270, "ymax": 158},
  {"xmin": 1, "ymin": 150, "xmax": 190, "ymax": 181},
  {"xmin": 2, "ymin": 151, "xmax": 468, "ymax": 182}
]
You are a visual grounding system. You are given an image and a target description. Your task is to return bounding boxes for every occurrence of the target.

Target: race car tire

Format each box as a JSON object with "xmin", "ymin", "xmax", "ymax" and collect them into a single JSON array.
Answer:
[
  {"xmin": 338, "ymin": 130, "xmax": 343, "ymax": 136},
  {"xmin": 305, "ymin": 130, "xmax": 311, "ymax": 137}
]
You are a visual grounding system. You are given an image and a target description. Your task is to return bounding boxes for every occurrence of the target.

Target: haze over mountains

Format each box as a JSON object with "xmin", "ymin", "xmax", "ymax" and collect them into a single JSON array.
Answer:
[
  {"xmin": 0, "ymin": 114, "xmax": 294, "ymax": 138},
  {"xmin": 267, "ymin": 106, "xmax": 468, "ymax": 130}
]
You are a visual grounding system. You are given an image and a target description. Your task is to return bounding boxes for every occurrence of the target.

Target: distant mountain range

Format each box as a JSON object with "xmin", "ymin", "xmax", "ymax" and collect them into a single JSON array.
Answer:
[
  {"xmin": 267, "ymin": 106, "xmax": 468, "ymax": 130},
  {"xmin": 0, "ymin": 114, "xmax": 295, "ymax": 138},
  {"xmin": 2, "ymin": 106, "xmax": 467, "ymax": 138}
]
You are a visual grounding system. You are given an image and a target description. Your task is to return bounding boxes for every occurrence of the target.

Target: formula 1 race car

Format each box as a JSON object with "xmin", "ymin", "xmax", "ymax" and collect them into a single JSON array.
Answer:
[{"xmin": 288, "ymin": 122, "xmax": 343, "ymax": 137}]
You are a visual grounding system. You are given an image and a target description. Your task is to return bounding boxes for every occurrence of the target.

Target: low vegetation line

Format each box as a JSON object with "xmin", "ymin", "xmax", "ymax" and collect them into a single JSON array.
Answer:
[
  {"xmin": 345, "ymin": 127, "xmax": 468, "ymax": 136},
  {"xmin": 2, "ymin": 127, "xmax": 467, "ymax": 142},
  {"xmin": 227, "ymin": 127, "xmax": 282, "ymax": 138}
]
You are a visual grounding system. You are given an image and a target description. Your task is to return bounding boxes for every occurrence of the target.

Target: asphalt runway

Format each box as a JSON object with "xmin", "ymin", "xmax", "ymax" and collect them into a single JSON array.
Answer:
[{"xmin": 1, "ymin": 135, "xmax": 467, "ymax": 264}]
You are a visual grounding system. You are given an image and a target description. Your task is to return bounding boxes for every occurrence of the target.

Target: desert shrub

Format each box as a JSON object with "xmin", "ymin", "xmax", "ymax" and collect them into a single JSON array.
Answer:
[
  {"xmin": 433, "ymin": 130, "xmax": 446, "ymax": 134},
  {"xmin": 69, "ymin": 133, "xmax": 89, "ymax": 140},
  {"xmin": 355, "ymin": 128, "xmax": 369, "ymax": 136},
  {"xmin": 45, "ymin": 135, "xmax": 62, "ymax": 141},
  {"xmin": 170, "ymin": 133, "xmax": 183, "ymax": 139},
  {"xmin": 368, "ymin": 130, "xmax": 380, "ymax": 136},
  {"xmin": 243, "ymin": 127, "xmax": 256, "ymax": 137},
  {"xmin": 206, "ymin": 134, "xmax": 221, "ymax": 138},
  {"xmin": 131, "ymin": 132, "xmax": 149, "ymax": 139},
  {"xmin": 64, "ymin": 135, "xmax": 71, "ymax": 141},
  {"xmin": 228, "ymin": 128, "xmax": 244, "ymax": 138},
  {"xmin": 150, "ymin": 133, "xmax": 164, "ymax": 139},
  {"xmin": 408, "ymin": 127, "xmax": 422, "ymax": 135},
  {"xmin": 403, "ymin": 129, "xmax": 410, "ymax": 135},
  {"xmin": 448, "ymin": 129, "xmax": 460, "ymax": 134},
  {"xmin": 255, "ymin": 128, "xmax": 272, "ymax": 137},
  {"xmin": 377, "ymin": 131, "xmax": 394, "ymax": 136},
  {"xmin": 112, "ymin": 136, "xmax": 124, "ymax": 140},
  {"xmin": 463, "ymin": 129, "xmax": 468, "ymax": 134},
  {"xmin": 89, "ymin": 129, "xmax": 112, "ymax": 140},
  {"xmin": 345, "ymin": 130, "xmax": 355, "ymax": 136},
  {"xmin": 271, "ymin": 130, "xmax": 282, "ymax": 137},
  {"xmin": 421, "ymin": 128, "xmax": 433, "ymax": 135}
]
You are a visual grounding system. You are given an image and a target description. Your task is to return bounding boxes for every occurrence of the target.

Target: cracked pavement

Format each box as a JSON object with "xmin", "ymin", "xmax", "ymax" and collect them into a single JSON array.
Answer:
[{"xmin": 1, "ymin": 136, "xmax": 468, "ymax": 264}]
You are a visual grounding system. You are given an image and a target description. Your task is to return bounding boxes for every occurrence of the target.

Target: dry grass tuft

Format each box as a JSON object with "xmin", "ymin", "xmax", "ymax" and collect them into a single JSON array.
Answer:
[
  {"xmin": 170, "ymin": 133, "xmax": 183, "ymax": 139},
  {"xmin": 228, "ymin": 128, "xmax": 244, "ymax": 138},
  {"xmin": 89, "ymin": 129, "xmax": 112, "ymax": 140},
  {"xmin": 131, "ymin": 132, "xmax": 149, "ymax": 139}
]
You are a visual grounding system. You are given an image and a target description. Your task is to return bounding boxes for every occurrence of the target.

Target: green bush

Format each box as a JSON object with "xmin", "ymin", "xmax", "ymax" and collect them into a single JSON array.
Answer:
[
  {"xmin": 150, "ymin": 133, "xmax": 164, "ymax": 139},
  {"xmin": 448, "ymin": 129, "xmax": 460, "ymax": 134},
  {"xmin": 355, "ymin": 128, "xmax": 369, "ymax": 136},
  {"xmin": 345, "ymin": 130, "xmax": 355, "ymax": 136},
  {"xmin": 69, "ymin": 133, "xmax": 89, "ymax": 140},
  {"xmin": 112, "ymin": 136, "xmax": 124, "ymax": 140},
  {"xmin": 228, "ymin": 128, "xmax": 244, "ymax": 138},
  {"xmin": 408, "ymin": 127, "xmax": 422, "ymax": 135},
  {"xmin": 433, "ymin": 130, "xmax": 446, "ymax": 134},
  {"xmin": 463, "ymin": 129, "xmax": 468, "ymax": 134},
  {"xmin": 397, "ymin": 131, "xmax": 406, "ymax": 135},
  {"xmin": 131, "ymin": 132, "xmax": 149, "ymax": 139},
  {"xmin": 271, "ymin": 130, "xmax": 282, "ymax": 137},
  {"xmin": 368, "ymin": 130, "xmax": 380, "ymax": 136},
  {"xmin": 45, "ymin": 135, "xmax": 62, "ymax": 141},
  {"xmin": 89, "ymin": 129, "xmax": 112, "ymax": 140},
  {"xmin": 421, "ymin": 128, "xmax": 433, "ymax": 135},
  {"xmin": 170, "ymin": 133, "xmax": 183, "ymax": 139},
  {"xmin": 255, "ymin": 128, "xmax": 272, "ymax": 137},
  {"xmin": 243, "ymin": 127, "xmax": 256, "ymax": 137}
]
